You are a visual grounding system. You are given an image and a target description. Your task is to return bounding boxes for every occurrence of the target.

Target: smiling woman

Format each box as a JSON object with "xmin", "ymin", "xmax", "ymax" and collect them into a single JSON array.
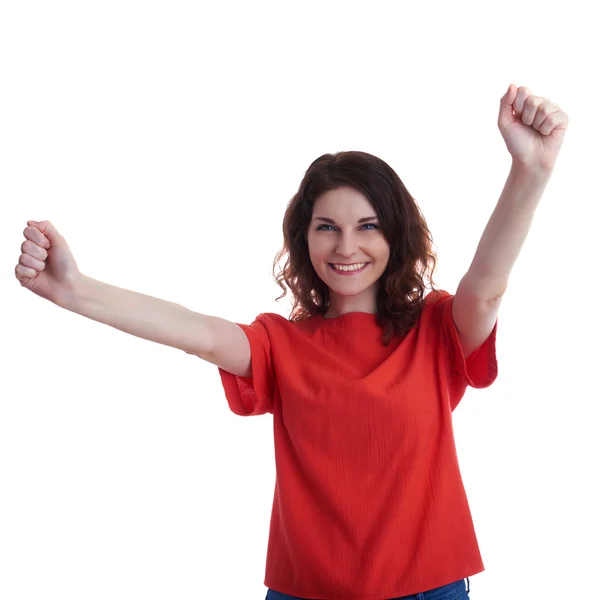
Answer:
[
  {"xmin": 18, "ymin": 81, "xmax": 568, "ymax": 593},
  {"xmin": 272, "ymin": 150, "xmax": 439, "ymax": 345}
]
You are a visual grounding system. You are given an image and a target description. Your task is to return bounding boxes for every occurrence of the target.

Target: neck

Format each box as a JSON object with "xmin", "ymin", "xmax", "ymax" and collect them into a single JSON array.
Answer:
[{"xmin": 324, "ymin": 289, "xmax": 378, "ymax": 319}]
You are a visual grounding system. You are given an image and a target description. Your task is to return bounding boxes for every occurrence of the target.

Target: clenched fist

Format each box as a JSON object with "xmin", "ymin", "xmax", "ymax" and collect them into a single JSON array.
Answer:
[{"xmin": 15, "ymin": 220, "xmax": 81, "ymax": 305}]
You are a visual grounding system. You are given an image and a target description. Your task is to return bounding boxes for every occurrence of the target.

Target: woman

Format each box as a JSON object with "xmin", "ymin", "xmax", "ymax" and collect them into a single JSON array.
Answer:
[{"xmin": 14, "ymin": 84, "xmax": 568, "ymax": 599}]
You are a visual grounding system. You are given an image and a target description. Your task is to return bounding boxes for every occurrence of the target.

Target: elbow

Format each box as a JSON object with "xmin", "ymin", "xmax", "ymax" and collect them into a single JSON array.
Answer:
[{"xmin": 458, "ymin": 272, "xmax": 508, "ymax": 303}]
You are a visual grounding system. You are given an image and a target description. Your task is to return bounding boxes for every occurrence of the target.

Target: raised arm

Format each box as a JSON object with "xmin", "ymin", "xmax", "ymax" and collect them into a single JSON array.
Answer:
[
  {"xmin": 453, "ymin": 84, "xmax": 569, "ymax": 357},
  {"xmin": 15, "ymin": 220, "xmax": 252, "ymax": 378}
]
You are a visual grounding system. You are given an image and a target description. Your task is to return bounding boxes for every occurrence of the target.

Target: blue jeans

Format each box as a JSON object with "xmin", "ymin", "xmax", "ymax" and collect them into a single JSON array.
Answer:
[{"xmin": 266, "ymin": 577, "xmax": 470, "ymax": 600}]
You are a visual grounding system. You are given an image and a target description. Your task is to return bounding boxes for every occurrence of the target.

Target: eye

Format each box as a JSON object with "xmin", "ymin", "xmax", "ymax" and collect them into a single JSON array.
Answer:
[{"xmin": 315, "ymin": 223, "xmax": 380, "ymax": 232}]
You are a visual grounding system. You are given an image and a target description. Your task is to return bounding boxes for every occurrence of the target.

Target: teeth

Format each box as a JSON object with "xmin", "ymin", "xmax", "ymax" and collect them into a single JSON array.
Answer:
[{"xmin": 331, "ymin": 262, "xmax": 367, "ymax": 272}]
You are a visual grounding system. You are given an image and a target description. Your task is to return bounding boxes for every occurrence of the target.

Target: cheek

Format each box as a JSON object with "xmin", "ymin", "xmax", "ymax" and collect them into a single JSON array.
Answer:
[
  {"xmin": 376, "ymin": 238, "xmax": 391, "ymax": 259},
  {"xmin": 307, "ymin": 244, "xmax": 323, "ymax": 269},
  {"xmin": 308, "ymin": 235, "xmax": 328, "ymax": 258}
]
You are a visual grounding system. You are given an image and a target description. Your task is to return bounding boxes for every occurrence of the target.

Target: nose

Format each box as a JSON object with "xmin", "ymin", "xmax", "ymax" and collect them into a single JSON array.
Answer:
[{"xmin": 335, "ymin": 232, "xmax": 359, "ymax": 257}]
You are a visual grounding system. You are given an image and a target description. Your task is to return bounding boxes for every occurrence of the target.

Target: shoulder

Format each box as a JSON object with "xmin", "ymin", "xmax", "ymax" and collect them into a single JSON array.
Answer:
[
  {"xmin": 424, "ymin": 288, "xmax": 451, "ymax": 306},
  {"xmin": 254, "ymin": 312, "xmax": 317, "ymax": 327},
  {"xmin": 421, "ymin": 290, "xmax": 453, "ymax": 316},
  {"xmin": 419, "ymin": 289, "xmax": 454, "ymax": 328},
  {"xmin": 252, "ymin": 312, "xmax": 293, "ymax": 326},
  {"xmin": 247, "ymin": 312, "xmax": 308, "ymax": 336}
]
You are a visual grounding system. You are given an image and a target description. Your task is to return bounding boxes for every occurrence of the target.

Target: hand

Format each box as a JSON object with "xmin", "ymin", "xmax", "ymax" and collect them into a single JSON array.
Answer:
[
  {"xmin": 15, "ymin": 220, "xmax": 82, "ymax": 305},
  {"xmin": 498, "ymin": 84, "xmax": 569, "ymax": 171}
]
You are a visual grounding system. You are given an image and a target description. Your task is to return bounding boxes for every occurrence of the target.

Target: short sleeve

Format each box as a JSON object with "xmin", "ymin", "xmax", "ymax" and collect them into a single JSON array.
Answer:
[
  {"xmin": 438, "ymin": 293, "xmax": 498, "ymax": 389},
  {"xmin": 218, "ymin": 315, "xmax": 275, "ymax": 416}
]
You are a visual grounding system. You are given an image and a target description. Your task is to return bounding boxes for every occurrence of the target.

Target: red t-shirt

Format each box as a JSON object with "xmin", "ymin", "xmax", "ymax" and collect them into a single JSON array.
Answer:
[{"xmin": 218, "ymin": 290, "xmax": 498, "ymax": 600}]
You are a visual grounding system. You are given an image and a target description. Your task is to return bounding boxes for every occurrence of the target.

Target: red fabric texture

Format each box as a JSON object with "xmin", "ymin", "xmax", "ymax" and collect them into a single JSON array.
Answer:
[{"xmin": 218, "ymin": 290, "xmax": 498, "ymax": 600}]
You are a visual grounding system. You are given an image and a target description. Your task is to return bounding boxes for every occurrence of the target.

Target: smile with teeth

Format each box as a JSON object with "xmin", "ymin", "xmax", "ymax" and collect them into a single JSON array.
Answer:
[{"xmin": 329, "ymin": 262, "xmax": 369, "ymax": 273}]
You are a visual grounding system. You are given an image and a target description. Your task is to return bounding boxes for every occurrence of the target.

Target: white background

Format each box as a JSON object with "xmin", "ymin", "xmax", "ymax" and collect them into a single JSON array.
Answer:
[{"xmin": 1, "ymin": 1, "xmax": 598, "ymax": 599}]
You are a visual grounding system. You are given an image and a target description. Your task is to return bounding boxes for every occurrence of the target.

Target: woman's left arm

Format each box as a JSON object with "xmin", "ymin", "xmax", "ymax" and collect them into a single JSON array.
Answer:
[{"xmin": 453, "ymin": 84, "xmax": 569, "ymax": 358}]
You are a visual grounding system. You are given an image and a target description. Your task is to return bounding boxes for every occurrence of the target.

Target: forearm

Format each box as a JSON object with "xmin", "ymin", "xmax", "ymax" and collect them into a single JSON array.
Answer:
[
  {"xmin": 461, "ymin": 162, "xmax": 554, "ymax": 299},
  {"xmin": 59, "ymin": 275, "xmax": 214, "ymax": 355}
]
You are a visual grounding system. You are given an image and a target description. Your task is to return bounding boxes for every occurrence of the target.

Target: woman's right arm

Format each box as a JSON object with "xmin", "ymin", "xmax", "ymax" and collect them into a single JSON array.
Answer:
[
  {"xmin": 60, "ymin": 276, "xmax": 253, "ymax": 378},
  {"xmin": 16, "ymin": 220, "xmax": 252, "ymax": 378}
]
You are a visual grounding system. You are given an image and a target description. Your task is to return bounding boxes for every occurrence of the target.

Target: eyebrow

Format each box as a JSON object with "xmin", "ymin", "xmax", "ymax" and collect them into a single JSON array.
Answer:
[{"xmin": 313, "ymin": 216, "xmax": 379, "ymax": 224}]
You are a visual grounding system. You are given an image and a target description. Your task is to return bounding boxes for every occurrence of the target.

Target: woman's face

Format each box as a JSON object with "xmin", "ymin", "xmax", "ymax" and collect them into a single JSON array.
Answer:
[{"xmin": 307, "ymin": 186, "xmax": 390, "ymax": 310}]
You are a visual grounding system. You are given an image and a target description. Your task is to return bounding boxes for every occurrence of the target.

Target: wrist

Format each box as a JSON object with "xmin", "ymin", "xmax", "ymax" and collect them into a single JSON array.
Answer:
[
  {"xmin": 510, "ymin": 159, "xmax": 555, "ymax": 178},
  {"xmin": 56, "ymin": 272, "xmax": 88, "ymax": 311}
]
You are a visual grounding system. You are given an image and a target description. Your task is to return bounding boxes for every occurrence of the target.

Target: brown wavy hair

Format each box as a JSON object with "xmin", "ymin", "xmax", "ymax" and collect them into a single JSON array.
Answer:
[{"xmin": 272, "ymin": 150, "xmax": 440, "ymax": 346}]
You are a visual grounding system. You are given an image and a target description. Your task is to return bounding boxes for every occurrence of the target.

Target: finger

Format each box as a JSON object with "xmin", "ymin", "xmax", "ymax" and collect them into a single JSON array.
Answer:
[
  {"xmin": 501, "ymin": 83, "xmax": 518, "ymax": 107},
  {"xmin": 539, "ymin": 111, "xmax": 568, "ymax": 136},
  {"xmin": 29, "ymin": 220, "xmax": 64, "ymax": 247},
  {"xmin": 533, "ymin": 103, "xmax": 561, "ymax": 132},
  {"xmin": 498, "ymin": 83, "xmax": 518, "ymax": 130},
  {"xmin": 23, "ymin": 224, "xmax": 51, "ymax": 249},
  {"xmin": 513, "ymin": 86, "xmax": 532, "ymax": 117},
  {"xmin": 521, "ymin": 95, "xmax": 542, "ymax": 126},
  {"xmin": 15, "ymin": 263, "xmax": 37, "ymax": 281},
  {"xmin": 19, "ymin": 252, "xmax": 46, "ymax": 272},
  {"xmin": 22, "ymin": 239, "xmax": 49, "ymax": 261}
]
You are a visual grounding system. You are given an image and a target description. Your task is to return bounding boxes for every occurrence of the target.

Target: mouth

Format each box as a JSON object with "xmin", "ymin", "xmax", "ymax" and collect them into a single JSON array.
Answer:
[{"xmin": 328, "ymin": 262, "xmax": 370, "ymax": 275}]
